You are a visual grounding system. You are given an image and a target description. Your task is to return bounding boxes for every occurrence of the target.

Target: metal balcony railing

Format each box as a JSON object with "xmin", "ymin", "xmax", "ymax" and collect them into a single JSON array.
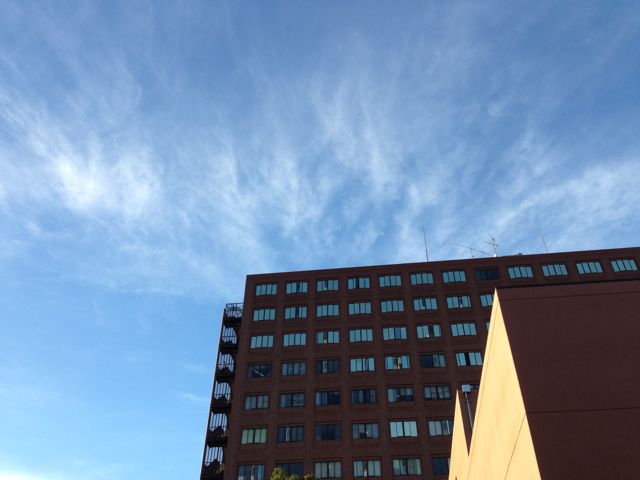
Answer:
[
  {"xmin": 222, "ymin": 303, "xmax": 243, "ymax": 326},
  {"xmin": 215, "ymin": 353, "xmax": 235, "ymax": 380},
  {"xmin": 202, "ymin": 446, "xmax": 224, "ymax": 478},
  {"xmin": 219, "ymin": 325, "xmax": 238, "ymax": 352},
  {"xmin": 211, "ymin": 383, "xmax": 232, "ymax": 412}
]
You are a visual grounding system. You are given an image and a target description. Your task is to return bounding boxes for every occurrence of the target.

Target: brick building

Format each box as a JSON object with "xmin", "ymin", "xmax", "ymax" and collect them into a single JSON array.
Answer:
[
  {"xmin": 448, "ymin": 280, "xmax": 640, "ymax": 479},
  {"xmin": 200, "ymin": 247, "xmax": 639, "ymax": 480}
]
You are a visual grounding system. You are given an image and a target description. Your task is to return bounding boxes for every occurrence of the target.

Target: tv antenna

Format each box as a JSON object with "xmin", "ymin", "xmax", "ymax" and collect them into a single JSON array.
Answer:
[
  {"xmin": 486, "ymin": 236, "xmax": 500, "ymax": 257},
  {"xmin": 446, "ymin": 240, "xmax": 491, "ymax": 258},
  {"xmin": 422, "ymin": 226, "xmax": 430, "ymax": 261},
  {"xmin": 536, "ymin": 221, "xmax": 549, "ymax": 253}
]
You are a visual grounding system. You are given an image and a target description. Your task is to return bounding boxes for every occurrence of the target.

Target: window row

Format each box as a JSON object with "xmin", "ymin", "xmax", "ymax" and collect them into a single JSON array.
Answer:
[
  {"xmin": 247, "ymin": 351, "xmax": 483, "ymax": 379},
  {"xmin": 244, "ymin": 384, "xmax": 474, "ymax": 410},
  {"xmin": 250, "ymin": 321, "xmax": 485, "ymax": 349},
  {"xmin": 253, "ymin": 293, "xmax": 495, "ymax": 321},
  {"xmin": 240, "ymin": 419, "xmax": 454, "ymax": 446},
  {"xmin": 254, "ymin": 258, "xmax": 637, "ymax": 297},
  {"xmin": 237, "ymin": 456, "xmax": 450, "ymax": 479}
]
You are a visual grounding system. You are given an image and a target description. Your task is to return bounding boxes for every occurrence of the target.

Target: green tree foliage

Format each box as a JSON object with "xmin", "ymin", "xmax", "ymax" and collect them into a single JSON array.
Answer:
[{"xmin": 270, "ymin": 467, "xmax": 313, "ymax": 480}]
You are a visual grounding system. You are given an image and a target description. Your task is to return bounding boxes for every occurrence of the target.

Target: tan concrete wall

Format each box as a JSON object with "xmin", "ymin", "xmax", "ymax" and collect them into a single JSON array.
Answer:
[
  {"xmin": 448, "ymin": 393, "xmax": 470, "ymax": 479},
  {"xmin": 449, "ymin": 292, "xmax": 541, "ymax": 480}
]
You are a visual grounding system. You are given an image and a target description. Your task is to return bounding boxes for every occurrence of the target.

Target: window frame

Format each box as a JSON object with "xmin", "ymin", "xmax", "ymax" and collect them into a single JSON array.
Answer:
[
  {"xmin": 349, "ymin": 328, "xmax": 374, "ymax": 343},
  {"xmin": 379, "ymin": 274, "xmax": 402, "ymax": 287},
  {"xmin": 507, "ymin": 265, "xmax": 534, "ymax": 279},
  {"xmin": 285, "ymin": 280, "xmax": 308, "ymax": 294},
  {"xmin": 279, "ymin": 391, "xmax": 305, "ymax": 408},
  {"xmin": 255, "ymin": 283, "xmax": 277, "ymax": 296},
  {"xmin": 410, "ymin": 271, "xmax": 434, "ymax": 285},
  {"xmin": 347, "ymin": 276, "xmax": 371, "ymax": 290},
  {"xmin": 420, "ymin": 353, "xmax": 446, "ymax": 368},
  {"xmin": 576, "ymin": 260, "xmax": 603, "ymax": 274},
  {"xmin": 316, "ymin": 278, "xmax": 339, "ymax": 292},
  {"xmin": 424, "ymin": 384, "xmax": 451, "ymax": 401},
  {"xmin": 413, "ymin": 297, "xmax": 438, "ymax": 311},
  {"xmin": 442, "ymin": 270, "xmax": 466, "ymax": 283},
  {"xmin": 416, "ymin": 323, "xmax": 442, "ymax": 339}
]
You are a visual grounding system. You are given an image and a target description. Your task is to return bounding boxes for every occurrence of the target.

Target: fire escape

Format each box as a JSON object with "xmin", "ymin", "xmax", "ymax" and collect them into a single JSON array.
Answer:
[{"xmin": 200, "ymin": 303, "xmax": 242, "ymax": 480}]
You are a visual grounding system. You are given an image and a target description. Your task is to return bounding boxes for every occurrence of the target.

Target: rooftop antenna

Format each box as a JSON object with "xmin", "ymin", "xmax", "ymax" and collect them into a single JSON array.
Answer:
[
  {"xmin": 536, "ymin": 221, "xmax": 549, "ymax": 253},
  {"xmin": 422, "ymin": 226, "xmax": 430, "ymax": 262},
  {"xmin": 486, "ymin": 236, "xmax": 500, "ymax": 257},
  {"xmin": 446, "ymin": 240, "xmax": 491, "ymax": 258}
]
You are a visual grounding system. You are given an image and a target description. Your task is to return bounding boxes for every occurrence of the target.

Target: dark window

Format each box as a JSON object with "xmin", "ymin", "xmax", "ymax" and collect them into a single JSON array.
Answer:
[
  {"xmin": 392, "ymin": 458, "xmax": 422, "ymax": 475},
  {"xmin": 351, "ymin": 388, "xmax": 377, "ymax": 404},
  {"xmin": 316, "ymin": 390, "xmax": 340, "ymax": 406},
  {"xmin": 281, "ymin": 361, "xmax": 306, "ymax": 376},
  {"xmin": 387, "ymin": 386, "xmax": 414, "ymax": 403},
  {"xmin": 316, "ymin": 330, "xmax": 340, "ymax": 344},
  {"xmin": 420, "ymin": 354, "xmax": 446, "ymax": 368},
  {"xmin": 280, "ymin": 392, "xmax": 304, "ymax": 408},
  {"xmin": 276, "ymin": 463, "xmax": 304, "ymax": 477},
  {"xmin": 314, "ymin": 461, "xmax": 342, "ymax": 479},
  {"xmin": 352, "ymin": 422, "xmax": 379, "ymax": 439},
  {"xmin": 316, "ymin": 359, "xmax": 340, "ymax": 374},
  {"xmin": 353, "ymin": 459, "xmax": 382, "ymax": 477},
  {"xmin": 424, "ymin": 384, "xmax": 451, "ymax": 400},
  {"xmin": 245, "ymin": 394, "xmax": 269, "ymax": 409},
  {"xmin": 315, "ymin": 423, "xmax": 341, "ymax": 441},
  {"xmin": 432, "ymin": 457, "xmax": 450, "ymax": 475},
  {"xmin": 238, "ymin": 465, "xmax": 265, "ymax": 480},
  {"xmin": 475, "ymin": 268, "xmax": 500, "ymax": 281},
  {"xmin": 248, "ymin": 363, "xmax": 272, "ymax": 378},
  {"xmin": 277, "ymin": 425, "xmax": 304, "ymax": 443}
]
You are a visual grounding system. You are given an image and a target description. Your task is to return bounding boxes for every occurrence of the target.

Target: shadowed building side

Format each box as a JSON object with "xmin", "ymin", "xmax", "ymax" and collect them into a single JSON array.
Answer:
[{"xmin": 449, "ymin": 280, "xmax": 640, "ymax": 480}]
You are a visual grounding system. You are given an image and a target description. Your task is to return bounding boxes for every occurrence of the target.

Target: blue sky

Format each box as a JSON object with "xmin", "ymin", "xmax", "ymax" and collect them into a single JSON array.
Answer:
[{"xmin": 1, "ymin": 1, "xmax": 639, "ymax": 479}]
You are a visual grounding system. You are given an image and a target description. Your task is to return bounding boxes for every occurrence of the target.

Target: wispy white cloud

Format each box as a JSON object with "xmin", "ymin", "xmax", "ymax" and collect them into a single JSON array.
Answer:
[{"xmin": 0, "ymin": 0, "xmax": 638, "ymax": 302}]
